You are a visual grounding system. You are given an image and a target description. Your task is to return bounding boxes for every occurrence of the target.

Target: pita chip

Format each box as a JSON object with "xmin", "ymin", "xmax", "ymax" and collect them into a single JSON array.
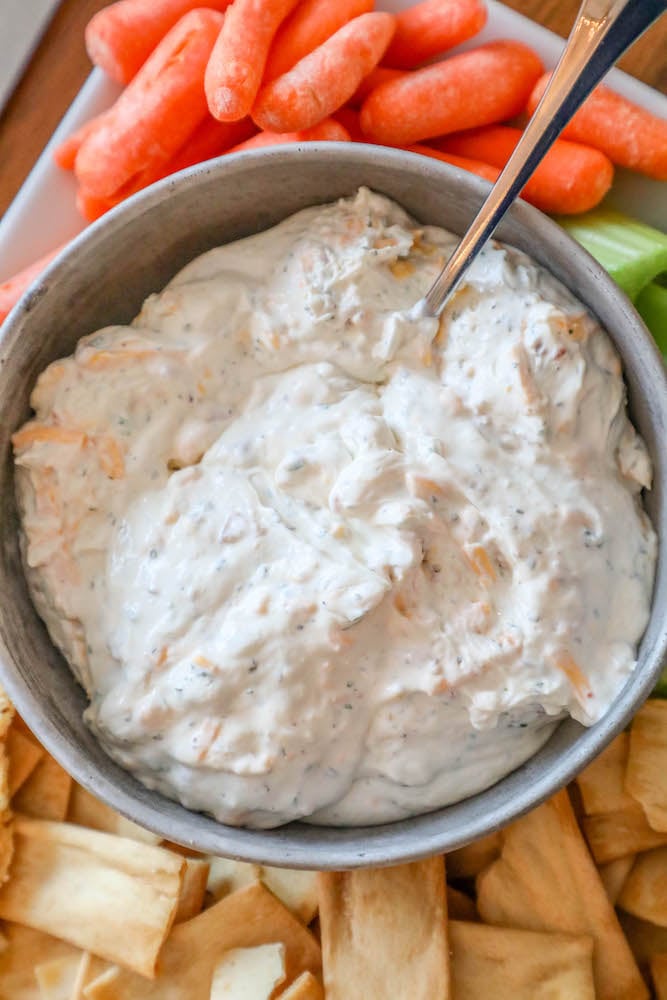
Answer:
[
  {"xmin": 260, "ymin": 868, "xmax": 319, "ymax": 925},
  {"xmin": 576, "ymin": 734, "xmax": 636, "ymax": 816},
  {"xmin": 210, "ymin": 943, "xmax": 285, "ymax": 999},
  {"xmin": 617, "ymin": 848, "xmax": 667, "ymax": 927},
  {"xmin": 318, "ymin": 857, "xmax": 450, "ymax": 1000},
  {"xmin": 0, "ymin": 816, "xmax": 184, "ymax": 977},
  {"xmin": 477, "ymin": 790, "xmax": 647, "ymax": 1000},
  {"xmin": 651, "ymin": 953, "xmax": 667, "ymax": 1000},
  {"xmin": 449, "ymin": 920, "xmax": 595, "ymax": 999},
  {"xmin": 626, "ymin": 701, "xmax": 667, "ymax": 832},
  {"xmin": 13, "ymin": 755, "xmax": 71, "ymax": 822},
  {"xmin": 67, "ymin": 785, "xmax": 160, "ymax": 844},
  {"xmin": 278, "ymin": 971, "xmax": 324, "ymax": 1000},
  {"xmin": 84, "ymin": 880, "xmax": 320, "ymax": 1000},
  {"xmin": 7, "ymin": 728, "xmax": 43, "ymax": 797},
  {"xmin": 0, "ymin": 923, "xmax": 80, "ymax": 1000},
  {"xmin": 583, "ymin": 803, "xmax": 667, "ymax": 864}
]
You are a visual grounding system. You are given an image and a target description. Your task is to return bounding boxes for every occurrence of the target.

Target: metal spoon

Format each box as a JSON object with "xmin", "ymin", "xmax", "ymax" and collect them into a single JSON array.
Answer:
[{"xmin": 416, "ymin": 0, "xmax": 667, "ymax": 320}]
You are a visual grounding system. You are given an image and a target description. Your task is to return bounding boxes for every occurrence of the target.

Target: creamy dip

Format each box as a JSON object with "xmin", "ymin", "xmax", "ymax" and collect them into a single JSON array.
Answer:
[{"xmin": 14, "ymin": 189, "xmax": 656, "ymax": 828}]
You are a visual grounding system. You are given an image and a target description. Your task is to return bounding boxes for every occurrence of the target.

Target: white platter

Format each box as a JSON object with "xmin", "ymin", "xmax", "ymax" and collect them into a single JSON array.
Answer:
[{"xmin": 0, "ymin": 0, "xmax": 665, "ymax": 284}]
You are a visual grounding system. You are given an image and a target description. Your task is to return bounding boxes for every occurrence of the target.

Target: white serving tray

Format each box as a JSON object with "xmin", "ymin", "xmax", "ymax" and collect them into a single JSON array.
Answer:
[{"xmin": 1, "ymin": 0, "xmax": 666, "ymax": 284}]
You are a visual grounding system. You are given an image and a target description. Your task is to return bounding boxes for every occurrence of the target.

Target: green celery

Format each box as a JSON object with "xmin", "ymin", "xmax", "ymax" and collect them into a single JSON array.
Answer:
[
  {"xmin": 636, "ymin": 282, "xmax": 667, "ymax": 357},
  {"xmin": 559, "ymin": 209, "xmax": 667, "ymax": 302},
  {"xmin": 654, "ymin": 664, "xmax": 667, "ymax": 699}
]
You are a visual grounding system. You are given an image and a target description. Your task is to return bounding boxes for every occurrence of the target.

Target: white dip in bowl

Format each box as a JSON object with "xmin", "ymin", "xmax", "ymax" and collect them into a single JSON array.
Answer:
[{"xmin": 13, "ymin": 189, "xmax": 656, "ymax": 828}]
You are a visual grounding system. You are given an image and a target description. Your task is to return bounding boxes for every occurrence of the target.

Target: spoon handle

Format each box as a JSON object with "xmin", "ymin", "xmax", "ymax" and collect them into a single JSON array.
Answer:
[{"xmin": 420, "ymin": 0, "xmax": 667, "ymax": 319}]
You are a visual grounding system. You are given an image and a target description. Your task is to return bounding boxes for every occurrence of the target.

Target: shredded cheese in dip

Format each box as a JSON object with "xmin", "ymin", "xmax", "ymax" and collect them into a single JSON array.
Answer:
[{"xmin": 13, "ymin": 189, "xmax": 656, "ymax": 828}]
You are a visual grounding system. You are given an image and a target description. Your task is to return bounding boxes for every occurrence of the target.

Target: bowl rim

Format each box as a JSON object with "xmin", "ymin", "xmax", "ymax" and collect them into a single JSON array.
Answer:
[{"xmin": 0, "ymin": 143, "xmax": 665, "ymax": 868}]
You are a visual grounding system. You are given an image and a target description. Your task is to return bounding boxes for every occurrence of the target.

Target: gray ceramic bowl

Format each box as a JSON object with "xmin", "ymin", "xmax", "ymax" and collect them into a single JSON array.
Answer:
[{"xmin": 0, "ymin": 145, "xmax": 665, "ymax": 869}]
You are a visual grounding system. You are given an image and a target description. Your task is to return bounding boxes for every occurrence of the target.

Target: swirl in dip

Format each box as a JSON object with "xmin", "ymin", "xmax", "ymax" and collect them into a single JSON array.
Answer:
[{"xmin": 13, "ymin": 190, "xmax": 656, "ymax": 828}]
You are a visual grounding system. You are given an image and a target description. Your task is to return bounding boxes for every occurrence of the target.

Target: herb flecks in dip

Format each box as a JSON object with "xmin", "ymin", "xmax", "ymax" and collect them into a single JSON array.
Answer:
[{"xmin": 13, "ymin": 190, "xmax": 656, "ymax": 828}]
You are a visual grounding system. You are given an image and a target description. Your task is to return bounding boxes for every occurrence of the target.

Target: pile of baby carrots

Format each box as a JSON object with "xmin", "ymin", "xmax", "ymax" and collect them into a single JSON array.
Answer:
[{"xmin": 1, "ymin": 0, "xmax": 666, "ymax": 323}]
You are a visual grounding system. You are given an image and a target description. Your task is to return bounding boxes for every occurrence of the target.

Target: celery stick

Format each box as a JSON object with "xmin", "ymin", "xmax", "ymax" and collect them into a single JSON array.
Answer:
[
  {"xmin": 654, "ymin": 664, "xmax": 667, "ymax": 699},
  {"xmin": 559, "ymin": 209, "xmax": 667, "ymax": 301},
  {"xmin": 636, "ymin": 282, "xmax": 667, "ymax": 357}
]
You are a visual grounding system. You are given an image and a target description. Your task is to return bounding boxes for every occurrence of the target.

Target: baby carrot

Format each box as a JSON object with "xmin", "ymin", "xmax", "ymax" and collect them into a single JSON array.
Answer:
[
  {"xmin": 349, "ymin": 65, "xmax": 405, "ymax": 107},
  {"xmin": 263, "ymin": 0, "xmax": 375, "ymax": 82},
  {"xmin": 438, "ymin": 125, "xmax": 615, "ymax": 214},
  {"xmin": 0, "ymin": 246, "xmax": 65, "ymax": 325},
  {"xmin": 332, "ymin": 107, "xmax": 366, "ymax": 142},
  {"xmin": 76, "ymin": 117, "xmax": 256, "ymax": 221},
  {"xmin": 205, "ymin": 0, "xmax": 302, "ymax": 122},
  {"xmin": 76, "ymin": 189, "xmax": 118, "ymax": 223},
  {"xmin": 360, "ymin": 40, "xmax": 543, "ymax": 146},
  {"xmin": 528, "ymin": 74, "xmax": 667, "ymax": 181},
  {"xmin": 76, "ymin": 152, "xmax": 173, "ymax": 221},
  {"xmin": 229, "ymin": 118, "xmax": 350, "ymax": 152},
  {"xmin": 252, "ymin": 12, "xmax": 396, "ymax": 133},
  {"xmin": 384, "ymin": 0, "xmax": 487, "ymax": 69},
  {"xmin": 409, "ymin": 144, "xmax": 499, "ymax": 183},
  {"xmin": 75, "ymin": 8, "xmax": 225, "ymax": 199},
  {"xmin": 415, "ymin": 139, "xmax": 610, "ymax": 216},
  {"xmin": 53, "ymin": 113, "xmax": 109, "ymax": 171},
  {"xmin": 166, "ymin": 116, "xmax": 258, "ymax": 171},
  {"xmin": 85, "ymin": 0, "xmax": 233, "ymax": 85}
]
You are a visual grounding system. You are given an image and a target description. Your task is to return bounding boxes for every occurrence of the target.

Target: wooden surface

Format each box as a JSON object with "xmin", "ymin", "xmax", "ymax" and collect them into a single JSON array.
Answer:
[{"xmin": 0, "ymin": 0, "xmax": 666, "ymax": 219}]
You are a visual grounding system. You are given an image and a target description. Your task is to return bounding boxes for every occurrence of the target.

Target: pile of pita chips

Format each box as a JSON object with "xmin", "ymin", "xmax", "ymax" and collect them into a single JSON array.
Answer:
[
  {"xmin": 2, "ymin": 690, "xmax": 667, "ymax": 997},
  {"xmin": 0, "ymin": 695, "xmax": 324, "ymax": 999}
]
